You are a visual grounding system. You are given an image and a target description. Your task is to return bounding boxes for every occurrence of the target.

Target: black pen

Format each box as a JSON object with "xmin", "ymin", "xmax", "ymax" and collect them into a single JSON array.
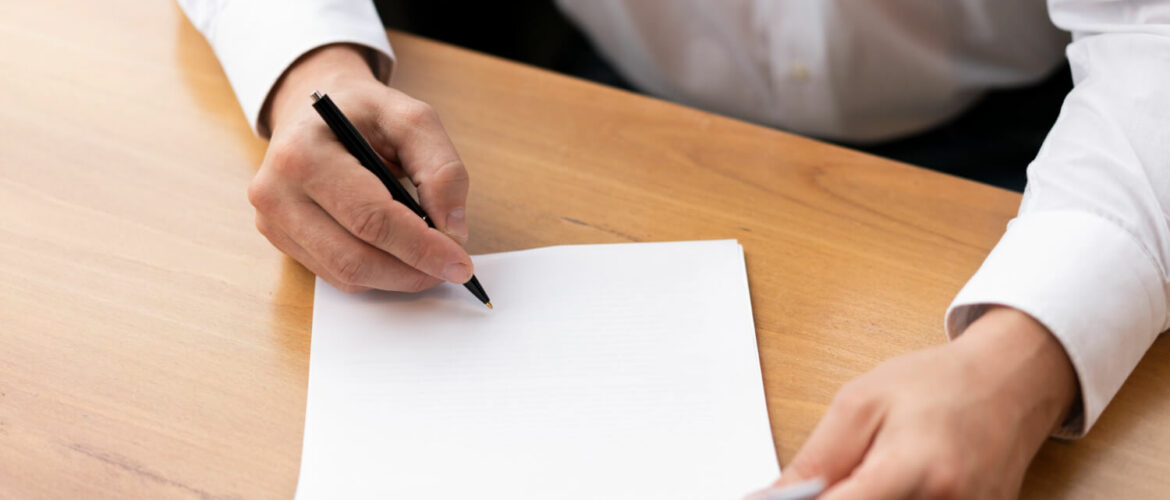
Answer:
[{"xmin": 310, "ymin": 91, "xmax": 492, "ymax": 308}]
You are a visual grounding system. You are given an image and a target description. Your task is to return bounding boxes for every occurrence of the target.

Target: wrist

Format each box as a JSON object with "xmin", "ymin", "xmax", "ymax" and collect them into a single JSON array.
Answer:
[
  {"xmin": 264, "ymin": 43, "xmax": 379, "ymax": 134},
  {"xmin": 953, "ymin": 306, "xmax": 1078, "ymax": 439}
]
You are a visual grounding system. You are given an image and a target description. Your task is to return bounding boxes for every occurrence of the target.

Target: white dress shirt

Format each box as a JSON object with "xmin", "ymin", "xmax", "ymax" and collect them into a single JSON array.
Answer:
[{"xmin": 178, "ymin": 0, "xmax": 1170, "ymax": 437}]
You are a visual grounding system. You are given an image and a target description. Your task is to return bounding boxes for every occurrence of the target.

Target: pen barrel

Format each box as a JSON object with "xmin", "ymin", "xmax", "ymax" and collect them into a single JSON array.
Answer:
[
  {"xmin": 462, "ymin": 276, "xmax": 490, "ymax": 304},
  {"xmin": 311, "ymin": 95, "xmax": 430, "ymax": 222},
  {"xmin": 312, "ymin": 92, "xmax": 489, "ymax": 306}
]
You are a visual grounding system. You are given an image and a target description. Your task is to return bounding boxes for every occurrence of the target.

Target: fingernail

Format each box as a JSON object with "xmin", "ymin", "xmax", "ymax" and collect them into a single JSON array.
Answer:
[
  {"xmin": 744, "ymin": 485, "xmax": 780, "ymax": 500},
  {"xmin": 745, "ymin": 478, "xmax": 826, "ymax": 500},
  {"xmin": 442, "ymin": 262, "xmax": 471, "ymax": 283},
  {"xmin": 445, "ymin": 207, "xmax": 469, "ymax": 241}
]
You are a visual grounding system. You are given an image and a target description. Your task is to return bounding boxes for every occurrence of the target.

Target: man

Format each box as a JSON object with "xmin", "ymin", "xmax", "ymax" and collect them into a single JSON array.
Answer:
[{"xmin": 178, "ymin": 1, "xmax": 1170, "ymax": 497}]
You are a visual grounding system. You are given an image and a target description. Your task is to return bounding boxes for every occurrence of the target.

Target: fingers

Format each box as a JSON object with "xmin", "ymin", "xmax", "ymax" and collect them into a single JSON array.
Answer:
[
  {"xmin": 252, "ymin": 82, "xmax": 474, "ymax": 293},
  {"xmin": 256, "ymin": 215, "xmax": 368, "ymax": 293},
  {"xmin": 817, "ymin": 448, "xmax": 920, "ymax": 500},
  {"xmin": 255, "ymin": 199, "xmax": 443, "ymax": 293},
  {"xmin": 297, "ymin": 148, "xmax": 474, "ymax": 283},
  {"xmin": 775, "ymin": 383, "xmax": 885, "ymax": 487},
  {"xmin": 744, "ymin": 477, "xmax": 826, "ymax": 500},
  {"xmin": 816, "ymin": 428, "xmax": 960, "ymax": 500},
  {"xmin": 367, "ymin": 92, "xmax": 471, "ymax": 244}
]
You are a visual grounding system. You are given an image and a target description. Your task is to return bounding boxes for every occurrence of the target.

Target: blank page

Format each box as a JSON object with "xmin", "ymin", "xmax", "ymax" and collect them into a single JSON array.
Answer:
[{"xmin": 297, "ymin": 240, "xmax": 778, "ymax": 499}]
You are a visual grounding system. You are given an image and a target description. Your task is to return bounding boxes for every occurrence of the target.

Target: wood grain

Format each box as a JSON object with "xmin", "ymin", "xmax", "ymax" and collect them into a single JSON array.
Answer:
[{"xmin": 0, "ymin": 1, "xmax": 1166, "ymax": 498}]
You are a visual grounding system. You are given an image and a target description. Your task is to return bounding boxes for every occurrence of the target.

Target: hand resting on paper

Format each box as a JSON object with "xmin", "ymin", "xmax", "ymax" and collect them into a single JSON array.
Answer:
[
  {"xmin": 755, "ymin": 306, "xmax": 1078, "ymax": 499},
  {"xmin": 249, "ymin": 44, "xmax": 474, "ymax": 293}
]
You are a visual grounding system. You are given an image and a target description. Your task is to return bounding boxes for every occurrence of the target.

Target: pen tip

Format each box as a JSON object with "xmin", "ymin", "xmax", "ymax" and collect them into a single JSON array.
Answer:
[
  {"xmin": 485, "ymin": 301, "xmax": 493, "ymax": 310},
  {"xmin": 311, "ymin": 90, "xmax": 323, "ymax": 102}
]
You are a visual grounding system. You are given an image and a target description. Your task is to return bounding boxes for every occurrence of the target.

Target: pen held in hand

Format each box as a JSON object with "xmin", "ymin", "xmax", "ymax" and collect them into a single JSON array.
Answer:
[{"xmin": 309, "ymin": 91, "xmax": 492, "ymax": 308}]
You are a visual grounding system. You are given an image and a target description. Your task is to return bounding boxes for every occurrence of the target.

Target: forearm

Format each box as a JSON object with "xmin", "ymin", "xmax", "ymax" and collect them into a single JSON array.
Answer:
[
  {"xmin": 947, "ymin": 1, "xmax": 1170, "ymax": 438},
  {"xmin": 175, "ymin": 0, "xmax": 394, "ymax": 136}
]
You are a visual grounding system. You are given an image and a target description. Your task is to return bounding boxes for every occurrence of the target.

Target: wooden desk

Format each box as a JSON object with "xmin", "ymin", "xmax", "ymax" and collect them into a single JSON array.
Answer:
[{"xmin": 2, "ymin": 1, "xmax": 1167, "ymax": 498}]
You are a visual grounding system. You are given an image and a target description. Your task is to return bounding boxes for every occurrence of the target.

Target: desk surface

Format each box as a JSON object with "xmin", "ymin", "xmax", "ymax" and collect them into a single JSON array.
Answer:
[{"xmin": 3, "ymin": 1, "xmax": 1169, "ymax": 498}]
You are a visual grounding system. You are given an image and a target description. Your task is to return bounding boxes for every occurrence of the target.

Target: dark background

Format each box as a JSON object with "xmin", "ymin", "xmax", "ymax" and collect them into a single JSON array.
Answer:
[{"xmin": 374, "ymin": 0, "xmax": 1073, "ymax": 192}]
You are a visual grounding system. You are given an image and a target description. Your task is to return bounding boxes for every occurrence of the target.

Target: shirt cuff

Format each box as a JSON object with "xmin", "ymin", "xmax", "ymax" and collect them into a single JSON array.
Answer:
[
  {"xmin": 945, "ymin": 211, "xmax": 1165, "ymax": 438},
  {"xmin": 204, "ymin": 1, "xmax": 394, "ymax": 137}
]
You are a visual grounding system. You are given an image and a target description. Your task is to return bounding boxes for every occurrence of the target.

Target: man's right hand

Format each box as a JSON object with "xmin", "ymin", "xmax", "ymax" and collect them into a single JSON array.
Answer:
[{"xmin": 249, "ymin": 44, "xmax": 474, "ymax": 293}]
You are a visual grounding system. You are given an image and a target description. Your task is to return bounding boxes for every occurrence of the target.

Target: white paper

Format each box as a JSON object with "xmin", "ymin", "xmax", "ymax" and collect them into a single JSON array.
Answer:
[{"xmin": 297, "ymin": 239, "xmax": 778, "ymax": 499}]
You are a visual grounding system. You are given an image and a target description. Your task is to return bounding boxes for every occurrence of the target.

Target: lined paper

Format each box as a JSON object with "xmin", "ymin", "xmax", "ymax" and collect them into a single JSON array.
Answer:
[{"xmin": 297, "ymin": 240, "xmax": 778, "ymax": 499}]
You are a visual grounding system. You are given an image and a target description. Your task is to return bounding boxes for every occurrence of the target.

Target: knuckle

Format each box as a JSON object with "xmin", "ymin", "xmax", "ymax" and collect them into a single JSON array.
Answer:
[
  {"xmin": 831, "ymin": 381, "xmax": 873, "ymax": 417},
  {"xmin": 431, "ymin": 159, "xmax": 470, "ymax": 188},
  {"xmin": 400, "ymin": 273, "xmax": 436, "ymax": 293},
  {"xmin": 247, "ymin": 177, "xmax": 280, "ymax": 212},
  {"xmin": 351, "ymin": 204, "xmax": 394, "ymax": 245},
  {"xmin": 400, "ymin": 99, "xmax": 437, "ymax": 127},
  {"xmin": 330, "ymin": 253, "xmax": 368, "ymax": 287},
  {"xmin": 251, "ymin": 221, "xmax": 297, "ymax": 265},
  {"xmin": 267, "ymin": 141, "xmax": 311, "ymax": 180}
]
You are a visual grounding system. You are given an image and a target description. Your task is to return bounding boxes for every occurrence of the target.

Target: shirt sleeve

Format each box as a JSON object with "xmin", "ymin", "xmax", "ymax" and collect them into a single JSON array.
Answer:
[
  {"xmin": 176, "ymin": 0, "xmax": 394, "ymax": 137},
  {"xmin": 946, "ymin": 1, "xmax": 1170, "ymax": 438}
]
